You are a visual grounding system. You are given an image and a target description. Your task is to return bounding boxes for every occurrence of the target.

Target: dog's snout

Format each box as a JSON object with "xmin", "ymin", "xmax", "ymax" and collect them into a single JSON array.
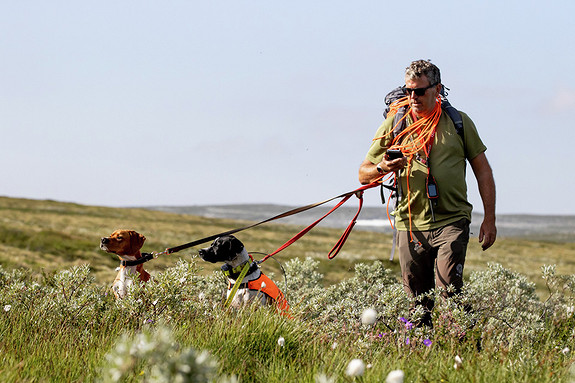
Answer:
[
  {"xmin": 101, "ymin": 237, "xmax": 109, "ymax": 244},
  {"xmin": 198, "ymin": 247, "xmax": 218, "ymax": 263}
]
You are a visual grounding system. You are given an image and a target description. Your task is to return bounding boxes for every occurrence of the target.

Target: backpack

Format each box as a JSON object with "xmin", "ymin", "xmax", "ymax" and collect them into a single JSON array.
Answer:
[{"xmin": 383, "ymin": 85, "xmax": 464, "ymax": 141}]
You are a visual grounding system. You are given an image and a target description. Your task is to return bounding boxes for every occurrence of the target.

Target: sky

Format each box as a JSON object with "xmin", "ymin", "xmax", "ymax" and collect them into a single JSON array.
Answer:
[{"xmin": 1, "ymin": 0, "xmax": 574, "ymax": 216}]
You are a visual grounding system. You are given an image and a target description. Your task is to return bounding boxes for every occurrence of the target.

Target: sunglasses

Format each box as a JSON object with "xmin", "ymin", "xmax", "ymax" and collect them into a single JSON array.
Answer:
[{"xmin": 403, "ymin": 82, "xmax": 438, "ymax": 97}]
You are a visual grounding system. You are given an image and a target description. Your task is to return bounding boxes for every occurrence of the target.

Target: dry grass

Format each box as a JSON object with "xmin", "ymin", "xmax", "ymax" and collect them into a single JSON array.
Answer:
[{"xmin": 1, "ymin": 196, "xmax": 574, "ymax": 296}]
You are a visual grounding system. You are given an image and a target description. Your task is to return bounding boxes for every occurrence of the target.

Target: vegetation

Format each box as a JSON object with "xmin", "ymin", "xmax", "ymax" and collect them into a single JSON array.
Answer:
[{"xmin": 1, "ymin": 196, "xmax": 575, "ymax": 382}]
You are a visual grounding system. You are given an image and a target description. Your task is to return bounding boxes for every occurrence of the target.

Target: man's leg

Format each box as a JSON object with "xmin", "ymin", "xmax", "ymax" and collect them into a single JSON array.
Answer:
[
  {"xmin": 433, "ymin": 218, "xmax": 470, "ymax": 297},
  {"xmin": 398, "ymin": 230, "xmax": 436, "ymax": 326}
]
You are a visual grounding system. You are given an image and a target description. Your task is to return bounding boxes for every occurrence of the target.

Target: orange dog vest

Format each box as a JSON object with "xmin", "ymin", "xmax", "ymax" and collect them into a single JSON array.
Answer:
[
  {"xmin": 247, "ymin": 273, "xmax": 290, "ymax": 313},
  {"xmin": 230, "ymin": 273, "xmax": 290, "ymax": 314}
]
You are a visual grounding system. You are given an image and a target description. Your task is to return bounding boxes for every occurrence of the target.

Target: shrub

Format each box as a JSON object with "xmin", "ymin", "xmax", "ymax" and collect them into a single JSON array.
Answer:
[
  {"xmin": 2, "ymin": 259, "xmax": 575, "ymax": 381},
  {"xmin": 99, "ymin": 325, "xmax": 229, "ymax": 383}
]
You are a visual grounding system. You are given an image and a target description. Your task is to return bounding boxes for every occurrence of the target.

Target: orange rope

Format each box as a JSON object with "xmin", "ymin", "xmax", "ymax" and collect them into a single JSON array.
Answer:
[
  {"xmin": 374, "ymin": 96, "xmax": 443, "ymax": 244},
  {"xmin": 404, "ymin": 154, "xmax": 416, "ymax": 242},
  {"xmin": 372, "ymin": 97, "xmax": 410, "ymax": 143},
  {"xmin": 391, "ymin": 97, "xmax": 441, "ymax": 154}
]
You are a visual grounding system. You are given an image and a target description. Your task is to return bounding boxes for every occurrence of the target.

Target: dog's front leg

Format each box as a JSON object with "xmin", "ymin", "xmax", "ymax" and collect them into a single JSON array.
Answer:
[
  {"xmin": 228, "ymin": 288, "xmax": 252, "ymax": 308},
  {"xmin": 112, "ymin": 267, "xmax": 131, "ymax": 299}
]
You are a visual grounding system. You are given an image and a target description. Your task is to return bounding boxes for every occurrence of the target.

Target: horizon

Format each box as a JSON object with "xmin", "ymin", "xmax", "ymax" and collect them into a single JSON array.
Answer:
[{"xmin": 3, "ymin": 194, "xmax": 573, "ymax": 218}]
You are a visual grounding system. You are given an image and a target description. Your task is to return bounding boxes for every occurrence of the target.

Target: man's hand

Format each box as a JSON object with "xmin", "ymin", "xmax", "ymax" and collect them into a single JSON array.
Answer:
[
  {"xmin": 478, "ymin": 217, "xmax": 496, "ymax": 250},
  {"xmin": 381, "ymin": 152, "xmax": 408, "ymax": 173},
  {"xmin": 358, "ymin": 155, "xmax": 408, "ymax": 185}
]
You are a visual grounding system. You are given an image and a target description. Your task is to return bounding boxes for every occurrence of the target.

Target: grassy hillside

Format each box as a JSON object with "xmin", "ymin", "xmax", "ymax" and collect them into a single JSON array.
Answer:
[
  {"xmin": 1, "ymin": 196, "xmax": 574, "ymax": 295},
  {"xmin": 2, "ymin": 196, "xmax": 575, "ymax": 382}
]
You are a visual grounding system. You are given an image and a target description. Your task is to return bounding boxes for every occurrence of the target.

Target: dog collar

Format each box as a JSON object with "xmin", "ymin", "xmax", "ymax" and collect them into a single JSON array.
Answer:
[
  {"xmin": 120, "ymin": 253, "xmax": 155, "ymax": 267},
  {"xmin": 221, "ymin": 262, "xmax": 258, "ymax": 279},
  {"xmin": 221, "ymin": 262, "xmax": 246, "ymax": 277}
]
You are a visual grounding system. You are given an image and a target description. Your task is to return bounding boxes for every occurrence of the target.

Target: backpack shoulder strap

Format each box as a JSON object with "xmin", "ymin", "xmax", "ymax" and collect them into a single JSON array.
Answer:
[
  {"xmin": 439, "ymin": 86, "xmax": 464, "ymax": 140},
  {"xmin": 441, "ymin": 99, "xmax": 464, "ymax": 140}
]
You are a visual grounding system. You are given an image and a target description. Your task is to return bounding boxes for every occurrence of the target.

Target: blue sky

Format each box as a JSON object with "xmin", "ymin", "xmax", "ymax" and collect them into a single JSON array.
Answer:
[{"xmin": 1, "ymin": 1, "xmax": 574, "ymax": 215}]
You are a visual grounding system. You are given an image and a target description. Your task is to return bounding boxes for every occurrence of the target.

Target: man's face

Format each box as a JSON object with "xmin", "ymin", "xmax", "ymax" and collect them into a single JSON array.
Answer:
[{"xmin": 404, "ymin": 75, "xmax": 440, "ymax": 118}]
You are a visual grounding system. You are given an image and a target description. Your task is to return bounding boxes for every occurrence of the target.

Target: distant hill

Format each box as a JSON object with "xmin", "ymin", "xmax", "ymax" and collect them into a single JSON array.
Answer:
[{"xmin": 145, "ymin": 204, "xmax": 575, "ymax": 242}]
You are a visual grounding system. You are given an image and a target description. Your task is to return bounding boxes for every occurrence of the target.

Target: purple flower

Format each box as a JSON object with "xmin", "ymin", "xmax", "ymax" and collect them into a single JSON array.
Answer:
[
  {"xmin": 399, "ymin": 316, "xmax": 414, "ymax": 330},
  {"xmin": 405, "ymin": 337, "xmax": 410, "ymax": 345},
  {"xmin": 423, "ymin": 339, "xmax": 432, "ymax": 347}
]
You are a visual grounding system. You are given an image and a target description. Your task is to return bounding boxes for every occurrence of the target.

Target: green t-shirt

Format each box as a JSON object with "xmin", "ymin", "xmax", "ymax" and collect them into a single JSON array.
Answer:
[{"xmin": 365, "ymin": 110, "xmax": 486, "ymax": 231}]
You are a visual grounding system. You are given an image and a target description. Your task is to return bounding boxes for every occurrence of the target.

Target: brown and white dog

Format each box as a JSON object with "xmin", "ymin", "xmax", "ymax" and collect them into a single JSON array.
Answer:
[
  {"xmin": 199, "ymin": 235, "xmax": 289, "ymax": 314},
  {"xmin": 100, "ymin": 229, "xmax": 151, "ymax": 298}
]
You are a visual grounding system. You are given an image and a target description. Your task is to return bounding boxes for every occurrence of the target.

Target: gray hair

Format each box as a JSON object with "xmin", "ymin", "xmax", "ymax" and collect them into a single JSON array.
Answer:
[{"xmin": 405, "ymin": 60, "xmax": 441, "ymax": 85}]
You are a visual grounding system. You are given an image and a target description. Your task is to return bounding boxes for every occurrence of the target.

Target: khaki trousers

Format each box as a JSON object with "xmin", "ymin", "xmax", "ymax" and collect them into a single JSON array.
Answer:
[{"xmin": 398, "ymin": 218, "xmax": 470, "ymax": 316}]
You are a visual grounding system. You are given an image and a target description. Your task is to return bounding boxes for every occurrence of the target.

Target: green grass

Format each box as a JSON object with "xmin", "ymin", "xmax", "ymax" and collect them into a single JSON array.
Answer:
[
  {"xmin": 1, "ymin": 196, "xmax": 575, "ymax": 382},
  {"xmin": 2, "ymin": 287, "xmax": 573, "ymax": 382}
]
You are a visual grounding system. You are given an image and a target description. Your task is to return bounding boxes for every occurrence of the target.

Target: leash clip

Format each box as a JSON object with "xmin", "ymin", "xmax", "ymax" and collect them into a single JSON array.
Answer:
[{"xmin": 151, "ymin": 249, "xmax": 169, "ymax": 259}]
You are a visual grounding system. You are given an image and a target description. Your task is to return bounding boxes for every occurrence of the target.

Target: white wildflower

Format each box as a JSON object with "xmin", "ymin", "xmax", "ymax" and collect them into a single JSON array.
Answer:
[
  {"xmin": 277, "ymin": 337, "xmax": 285, "ymax": 347},
  {"xmin": 361, "ymin": 308, "xmax": 377, "ymax": 325},
  {"xmin": 4, "ymin": 305, "xmax": 11, "ymax": 312},
  {"xmin": 454, "ymin": 355, "xmax": 463, "ymax": 370},
  {"xmin": 345, "ymin": 359, "xmax": 365, "ymax": 377},
  {"xmin": 314, "ymin": 373, "xmax": 336, "ymax": 383},
  {"xmin": 331, "ymin": 342, "xmax": 338, "ymax": 350},
  {"xmin": 385, "ymin": 369, "xmax": 405, "ymax": 383},
  {"xmin": 562, "ymin": 347, "xmax": 570, "ymax": 356}
]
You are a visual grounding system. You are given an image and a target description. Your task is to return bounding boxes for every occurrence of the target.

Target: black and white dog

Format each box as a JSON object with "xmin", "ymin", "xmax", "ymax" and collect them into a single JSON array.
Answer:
[{"xmin": 199, "ymin": 235, "xmax": 289, "ymax": 313}]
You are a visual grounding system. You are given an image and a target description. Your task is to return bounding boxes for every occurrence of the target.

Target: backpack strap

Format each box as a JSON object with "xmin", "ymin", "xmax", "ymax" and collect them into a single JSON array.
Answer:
[{"xmin": 441, "ymin": 98, "xmax": 464, "ymax": 140}]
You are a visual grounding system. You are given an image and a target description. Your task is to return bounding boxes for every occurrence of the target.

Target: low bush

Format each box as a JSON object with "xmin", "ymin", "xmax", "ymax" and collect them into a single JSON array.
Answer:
[{"xmin": 1, "ymin": 258, "xmax": 574, "ymax": 382}]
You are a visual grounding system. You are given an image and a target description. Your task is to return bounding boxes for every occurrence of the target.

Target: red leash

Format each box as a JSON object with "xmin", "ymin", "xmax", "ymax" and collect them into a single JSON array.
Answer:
[
  {"xmin": 259, "ymin": 178, "xmax": 382, "ymax": 263},
  {"xmin": 160, "ymin": 176, "xmax": 384, "ymax": 262}
]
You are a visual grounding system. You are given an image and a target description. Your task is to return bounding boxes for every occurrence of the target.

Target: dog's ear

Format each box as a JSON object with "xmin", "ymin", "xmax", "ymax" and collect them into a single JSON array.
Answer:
[
  {"xmin": 229, "ymin": 236, "xmax": 244, "ymax": 255},
  {"xmin": 128, "ymin": 231, "xmax": 146, "ymax": 253}
]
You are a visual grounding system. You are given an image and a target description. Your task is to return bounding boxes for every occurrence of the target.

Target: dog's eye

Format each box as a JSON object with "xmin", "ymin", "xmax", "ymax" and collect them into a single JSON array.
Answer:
[{"xmin": 116, "ymin": 236, "xmax": 124, "ymax": 241}]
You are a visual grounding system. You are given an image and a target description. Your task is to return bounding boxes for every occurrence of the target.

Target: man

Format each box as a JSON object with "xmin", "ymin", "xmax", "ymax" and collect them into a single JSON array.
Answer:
[{"xmin": 358, "ymin": 60, "xmax": 496, "ymax": 326}]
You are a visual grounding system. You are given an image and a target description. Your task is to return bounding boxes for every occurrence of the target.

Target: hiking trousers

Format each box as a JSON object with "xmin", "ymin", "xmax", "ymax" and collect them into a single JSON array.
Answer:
[{"xmin": 397, "ymin": 218, "xmax": 470, "ymax": 313}]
